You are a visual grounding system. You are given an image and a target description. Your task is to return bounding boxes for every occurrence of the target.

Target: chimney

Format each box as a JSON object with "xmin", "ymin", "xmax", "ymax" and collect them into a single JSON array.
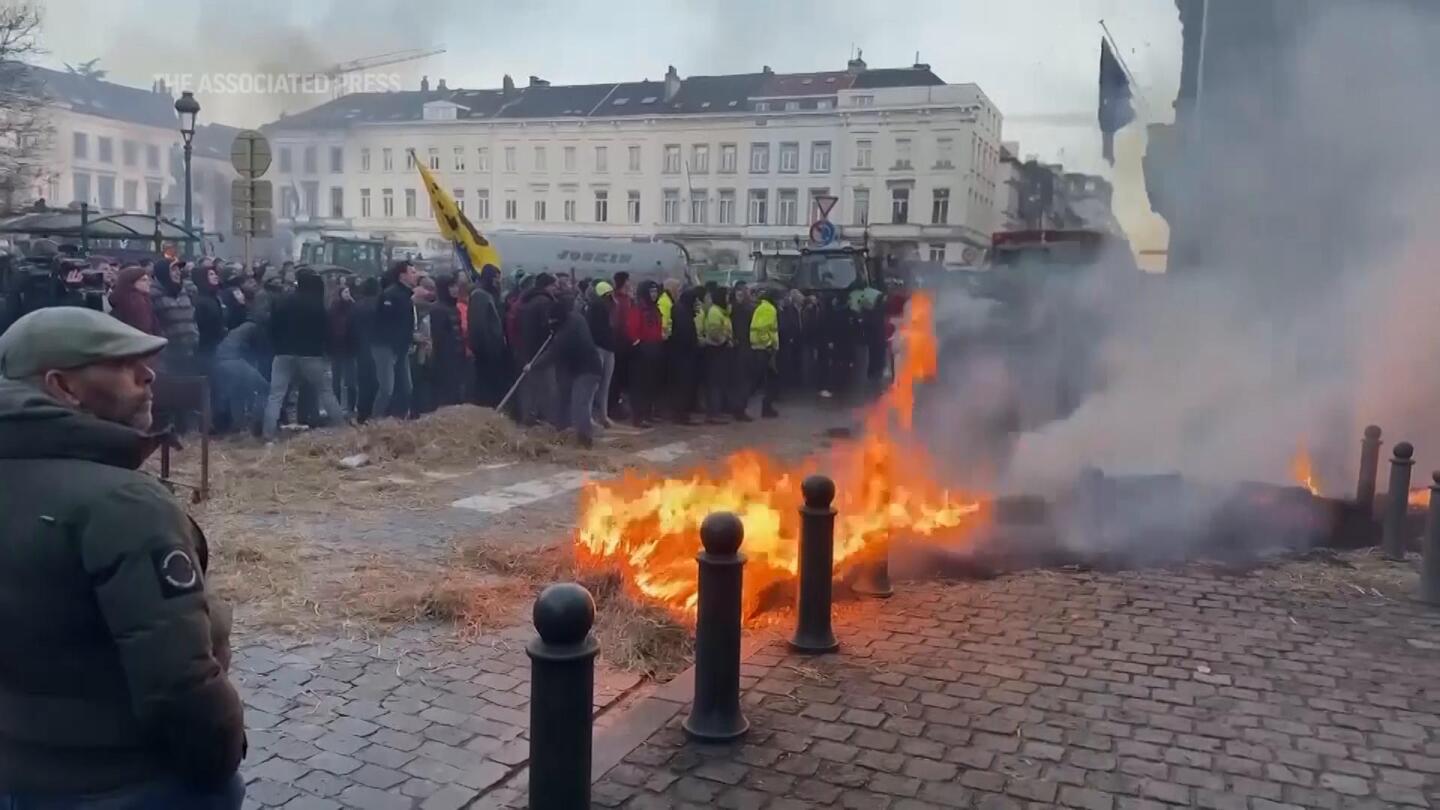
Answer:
[
  {"xmin": 529, "ymin": 75, "xmax": 549, "ymax": 87},
  {"xmin": 847, "ymin": 49, "xmax": 867, "ymax": 73},
  {"xmin": 420, "ymin": 75, "xmax": 430, "ymax": 92},
  {"xmin": 437, "ymin": 78, "xmax": 448, "ymax": 91},
  {"xmin": 762, "ymin": 65, "xmax": 773, "ymax": 75},
  {"xmin": 502, "ymin": 74, "xmax": 516, "ymax": 94},
  {"xmin": 663, "ymin": 65, "xmax": 681, "ymax": 103},
  {"xmin": 913, "ymin": 62, "xmax": 930, "ymax": 71}
]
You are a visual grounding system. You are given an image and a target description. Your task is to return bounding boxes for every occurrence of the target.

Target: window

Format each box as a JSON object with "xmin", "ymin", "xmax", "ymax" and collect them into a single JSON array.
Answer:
[
  {"xmin": 146, "ymin": 144, "xmax": 159, "ymax": 170},
  {"xmin": 931, "ymin": 188, "xmax": 950, "ymax": 224},
  {"xmin": 361, "ymin": 188, "xmax": 372, "ymax": 217},
  {"xmin": 750, "ymin": 143, "xmax": 770, "ymax": 173},
  {"xmin": 936, "ymin": 137, "xmax": 954, "ymax": 168},
  {"xmin": 755, "ymin": 101, "xmax": 770, "ymax": 112},
  {"xmin": 563, "ymin": 198, "xmax": 576, "ymax": 222},
  {"xmin": 72, "ymin": 132, "xmax": 89, "ymax": 160},
  {"xmin": 663, "ymin": 145, "xmax": 681, "ymax": 174},
  {"xmin": 428, "ymin": 148, "xmax": 440, "ymax": 171},
  {"xmin": 505, "ymin": 147, "xmax": 517, "ymax": 172},
  {"xmin": 718, "ymin": 190, "xmax": 736, "ymax": 225},
  {"xmin": 778, "ymin": 142, "xmax": 799, "ymax": 173},
  {"xmin": 303, "ymin": 146, "xmax": 317, "ymax": 173},
  {"xmin": 563, "ymin": 146, "xmax": 576, "ymax": 172},
  {"xmin": 594, "ymin": 190, "xmax": 609, "ymax": 222},
  {"xmin": 628, "ymin": 145, "xmax": 641, "ymax": 172},
  {"xmin": 690, "ymin": 190, "xmax": 708, "ymax": 224},
  {"xmin": 627, "ymin": 191, "xmax": 640, "ymax": 223},
  {"xmin": 784, "ymin": 100, "xmax": 799, "ymax": 112},
  {"xmin": 891, "ymin": 187, "xmax": 910, "ymax": 224},
  {"xmin": 928, "ymin": 243, "xmax": 946, "ymax": 263},
  {"xmin": 895, "ymin": 138, "xmax": 913, "ymax": 170},
  {"xmin": 330, "ymin": 146, "xmax": 344, "ymax": 173},
  {"xmin": 853, "ymin": 188, "xmax": 870, "ymax": 225},
  {"xmin": 122, "ymin": 140, "xmax": 137, "ymax": 167},
  {"xmin": 453, "ymin": 189, "xmax": 465, "ymax": 213},
  {"xmin": 777, "ymin": 189, "xmax": 798, "ymax": 225},
  {"xmin": 855, "ymin": 139, "xmax": 872, "ymax": 169},
  {"xmin": 330, "ymin": 186, "xmax": 344, "ymax": 217},
  {"xmin": 97, "ymin": 137, "xmax": 113, "ymax": 163},
  {"xmin": 505, "ymin": 197, "xmax": 518, "ymax": 220},
  {"xmin": 692, "ymin": 144, "xmax": 709, "ymax": 174},
  {"xmin": 146, "ymin": 180, "xmax": 161, "ymax": 208},
  {"xmin": 811, "ymin": 142, "xmax": 831, "ymax": 173},
  {"xmin": 405, "ymin": 188, "xmax": 417, "ymax": 218},
  {"xmin": 662, "ymin": 189, "xmax": 680, "ymax": 224},
  {"xmin": 303, "ymin": 181, "xmax": 318, "ymax": 217},
  {"xmin": 281, "ymin": 187, "xmax": 299, "ymax": 218},
  {"xmin": 278, "ymin": 146, "xmax": 292, "ymax": 173},
  {"xmin": 453, "ymin": 147, "xmax": 466, "ymax": 172},
  {"xmin": 719, "ymin": 143, "xmax": 737, "ymax": 173},
  {"xmin": 853, "ymin": 94, "xmax": 874, "ymax": 107},
  {"xmin": 360, "ymin": 148, "xmax": 371, "ymax": 172},
  {"xmin": 123, "ymin": 179, "xmax": 138, "ymax": 210},
  {"xmin": 477, "ymin": 147, "xmax": 490, "ymax": 172},
  {"xmin": 533, "ymin": 146, "xmax": 546, "ymax": 171},
  {"xmin": 97, "ymin": 175, "xmax": 114, "ymax": 208},
  {"xmin": 748, "ymin": 189, "xmax": 768, "ymax": 224},
  {"xmin": 817, "ymin": 99, "xmax": 833, "ymax": 110},
  {"xmin": 534, "ymin": 199, "xmax": 547, "ymax": 221},
  {"xmin": 595, "ymin": 146, "xmax": 608, "ymax": 173},
  {"xmin": 382, "ymin": 148, "xmax": 393, "ymax": 171},
  {"xmin": 476, "ymin": 189, "xmax": 490, "ymax": 220},
  {"xmin": 405, "ymin": 150, "xmax": 416, "ymax": 170}
]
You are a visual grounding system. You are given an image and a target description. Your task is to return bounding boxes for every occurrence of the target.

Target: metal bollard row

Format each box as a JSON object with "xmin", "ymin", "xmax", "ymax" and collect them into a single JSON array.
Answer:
[
  {"xmin": 1383, "ymin": 441, "xmax": 1415, "ymax": 561},
  {"xmin": 527, "ymin": 583, "xmax": 599, "ymax": 809}
]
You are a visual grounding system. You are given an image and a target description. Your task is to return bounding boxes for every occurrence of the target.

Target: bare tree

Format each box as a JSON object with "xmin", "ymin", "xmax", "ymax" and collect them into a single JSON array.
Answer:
[
  {"xmin": 63, "ymin": 57, "xmax": 105, "ymax": 80},
  {"xmin": 0, "ymin": 3, "xmax": 50, "ymax": 213}
]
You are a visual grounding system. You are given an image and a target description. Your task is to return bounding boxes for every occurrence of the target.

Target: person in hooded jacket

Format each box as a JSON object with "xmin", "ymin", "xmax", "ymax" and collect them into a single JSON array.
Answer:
[
  {"xmin": 263, "ymin": 269, "xmax": 345, "ymax": 440},
  {"xmin": 525, "ymin": 299, "xmax": 602, "ymax": 448},
  {"xmin": 327, "ymin": 280, "xmax": 359, "ymax": 417},
  {"xmin": 107, "ymin": 265, "xmax": 160, "ymax": 337},
  {"xmin": 517, "ymin": 273, "xmax": 558, "ymax": 426},
  {"xmin": 467, "ymin": 265, "xmax": 509, "ymax": 408},
  {"xmin": 212, "ymin": 319, "xmax": 269, "ymax": 435},
  {"xmin": 190, "ymin": 264, "xmax": 228, "ymax": 362},
  {"xmin": 626, "ymin": 280, "xmax": 665, "ymax": 428},
  {"xmin": 429, "ymin": 273, "xmax": 467, "ymax": 408},
  {"xmin": 150, "ymin": 259, "xmax": 200, "ymax": 375},
  {"xmin": 219, "ymin": 270, "xmax": 250, "ymax": 330},
  {"xmin": 667, "ymin": 286, "xmax": 701, "ymax": 425},
  {"xmin": 586, "ymin": 281, "xmax": 617, "ymax": 428}
]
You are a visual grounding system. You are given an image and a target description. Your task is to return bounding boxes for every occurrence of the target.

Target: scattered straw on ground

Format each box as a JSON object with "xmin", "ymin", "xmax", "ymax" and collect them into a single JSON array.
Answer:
[{"xmin": 1257, "ymin": 547, "xmax": 1419, "ymax": 600}]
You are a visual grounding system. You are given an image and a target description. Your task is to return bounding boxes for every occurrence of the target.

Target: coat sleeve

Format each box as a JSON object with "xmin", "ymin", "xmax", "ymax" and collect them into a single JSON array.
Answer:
[{"xmin": 77, "ymin": 482, "xmax": 245, "ymax": 787}]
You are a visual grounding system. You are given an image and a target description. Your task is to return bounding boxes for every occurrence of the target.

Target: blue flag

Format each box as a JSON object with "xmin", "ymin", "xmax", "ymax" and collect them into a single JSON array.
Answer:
[{"xmin": 1099, "ymin": 38, "xmax": 1135, "ymax": 165}]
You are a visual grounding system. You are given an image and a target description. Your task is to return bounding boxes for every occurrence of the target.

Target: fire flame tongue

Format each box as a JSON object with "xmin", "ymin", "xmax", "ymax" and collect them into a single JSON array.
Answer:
[
  {"xmin": 1290, "ymin": 447, "xmax": 1322, "ymax": 497},
  {"xmin": 576, "ymin": 292, "xmax": 983, "ymax": 618}
]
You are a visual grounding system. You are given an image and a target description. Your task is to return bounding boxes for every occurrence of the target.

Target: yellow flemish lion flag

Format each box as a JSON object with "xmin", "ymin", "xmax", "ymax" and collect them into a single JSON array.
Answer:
[{"xmin": 411, "ymin": 149, "xmax": 502, "ymax": 278}]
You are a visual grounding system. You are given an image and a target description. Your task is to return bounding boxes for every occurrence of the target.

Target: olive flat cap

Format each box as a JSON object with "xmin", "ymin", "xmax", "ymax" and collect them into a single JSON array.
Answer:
[{"xmin": 0, "ymin": 307, "xmax": 168, "ymax": 379}]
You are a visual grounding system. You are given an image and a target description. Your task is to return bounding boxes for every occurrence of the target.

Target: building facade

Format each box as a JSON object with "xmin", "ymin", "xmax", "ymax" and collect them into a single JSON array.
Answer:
[{"xmin": 265, "ymin": 58, "xmax": 1004, "ymax": 273}]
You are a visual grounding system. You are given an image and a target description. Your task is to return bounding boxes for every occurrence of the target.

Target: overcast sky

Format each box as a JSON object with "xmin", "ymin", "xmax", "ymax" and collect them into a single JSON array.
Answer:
[{"xmin": 34, "ymin": 0, "xmax": 1182, "ymax": 249}]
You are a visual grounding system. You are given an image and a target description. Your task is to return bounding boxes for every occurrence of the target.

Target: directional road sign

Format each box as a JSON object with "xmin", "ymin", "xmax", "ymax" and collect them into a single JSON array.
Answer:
[{"xmin": 230, "ymin": 129, "xmax": 272, "ymax": 179}]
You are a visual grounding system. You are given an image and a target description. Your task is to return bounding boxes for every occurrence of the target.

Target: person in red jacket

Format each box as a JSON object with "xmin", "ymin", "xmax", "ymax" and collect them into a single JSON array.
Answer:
[{"xmin": 627, "ymin": 279, "xmax": 665, "ymax": 427}]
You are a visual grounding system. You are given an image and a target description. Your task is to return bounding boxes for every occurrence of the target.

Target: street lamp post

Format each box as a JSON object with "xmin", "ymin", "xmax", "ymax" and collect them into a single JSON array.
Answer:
[{"xmin": 174, "ymin": 91, "xmax": 200, "ymax": 258}]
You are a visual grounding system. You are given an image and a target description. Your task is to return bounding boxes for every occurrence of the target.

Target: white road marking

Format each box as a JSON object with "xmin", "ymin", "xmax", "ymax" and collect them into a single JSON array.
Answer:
[{"xmin": 449, "ymin": 442, "xmax": 692, "ymax": 515}]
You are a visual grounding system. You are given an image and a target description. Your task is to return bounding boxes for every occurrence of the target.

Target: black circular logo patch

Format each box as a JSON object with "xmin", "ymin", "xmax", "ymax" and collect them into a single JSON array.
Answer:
[{"xmin": 152, "ymin": 548, "xmax": 202, "ymax": 598}]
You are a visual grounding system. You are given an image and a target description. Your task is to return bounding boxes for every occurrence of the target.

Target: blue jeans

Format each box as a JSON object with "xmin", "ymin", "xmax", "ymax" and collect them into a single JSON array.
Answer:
[{"xmin": 0, "ymin": 773, "xmax": 244, "ymax": 809}]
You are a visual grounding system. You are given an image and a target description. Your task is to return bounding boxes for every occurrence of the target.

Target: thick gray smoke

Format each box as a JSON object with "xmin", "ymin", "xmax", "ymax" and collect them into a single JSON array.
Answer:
[{"xmin": 918, "ymin": 2, "xmax": 1440, "ymax": 560}]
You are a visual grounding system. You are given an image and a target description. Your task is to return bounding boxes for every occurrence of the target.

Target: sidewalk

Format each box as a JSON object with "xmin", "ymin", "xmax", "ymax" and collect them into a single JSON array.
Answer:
[{"xmin": 590, "ymin": 565, "xmax": 1440, "ymax": 809}]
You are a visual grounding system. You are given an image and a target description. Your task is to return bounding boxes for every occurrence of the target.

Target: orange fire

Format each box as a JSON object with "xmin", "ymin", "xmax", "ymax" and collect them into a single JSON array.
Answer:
[
  {"xmin": 1410, "ymin": 488, "xmax": 1430, "ymax": 509},
  {"xmin": 1290, "ymin": 447, "xmax": 1322, "ymax": 497},
  {"xmin": 576, "ymin": 293, "xmax": 984, "ymax": 617}
]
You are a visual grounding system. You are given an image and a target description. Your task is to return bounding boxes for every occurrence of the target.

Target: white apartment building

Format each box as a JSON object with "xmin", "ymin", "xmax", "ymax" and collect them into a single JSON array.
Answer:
[
  {"xmin": 265, "ymin": 57, "xmax": 1004, "ymax": 272},
  {"xmin": 19, "ymin": 67, "xmax": 237, "ymax": 240}
]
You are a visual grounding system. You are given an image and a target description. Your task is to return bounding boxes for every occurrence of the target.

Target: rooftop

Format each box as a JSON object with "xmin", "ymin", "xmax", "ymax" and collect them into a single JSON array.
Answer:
[
  {"xmin": 266, "ymin": 63, "xmax": 945, "ymax": 131},
  {"xmin": 28, "ymin": 65, "xmax": 178, "ymax": 130}
]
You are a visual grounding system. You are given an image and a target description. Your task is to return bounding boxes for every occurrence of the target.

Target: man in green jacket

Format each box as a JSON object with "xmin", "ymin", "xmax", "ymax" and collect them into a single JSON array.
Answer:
[{"xmin": 0, "ymin": 307, "xmax": 246, "ymax": 807}]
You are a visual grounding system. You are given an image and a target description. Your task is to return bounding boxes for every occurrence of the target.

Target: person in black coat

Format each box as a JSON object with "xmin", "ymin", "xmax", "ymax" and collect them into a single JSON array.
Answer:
[
  {"xmin": 371, "ymin": 260, "xmax": 419, "ymax": 419},
  {"xmin": 517, "ymin": 273, "xmax": 558, "ymax": 426},
  {"xmin": 350, "ymin": 277, "xmax": 381, "ymax": 422},
  {"xmin": 429, "ymin": 274, "xmax": 467, "ymax": 408},
  {"xmin": 668, "ymin": 286, "xmax": 700, "ymax": 424},
  {"xmin": 585, "ymin": 281, "xmax": 617, "ymax": 427},
  {"xmin": 778, "ymin": 289, "xmax": 804, "ymax": 399},
  {"xmin": 467, "ymin": 265, "xmax": 509, "ymax": 408},
  {"xmin": 526, "ymin": 299, "xmax": 603, "ymax": 447},
  {"xmin": 262, "ymin": 269, "xmax": 345, "ymax": 439}
]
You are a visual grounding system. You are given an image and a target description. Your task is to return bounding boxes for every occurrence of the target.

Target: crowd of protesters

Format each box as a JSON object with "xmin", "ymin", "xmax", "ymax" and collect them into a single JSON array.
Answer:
[{"xmin": 9, "ymin": 253, "xmax": 894, "ymax": 445}]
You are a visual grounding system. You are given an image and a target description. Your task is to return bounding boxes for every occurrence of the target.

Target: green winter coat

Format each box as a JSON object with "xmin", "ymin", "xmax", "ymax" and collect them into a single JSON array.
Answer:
[{"xmin": 0, "ymin": 380, "xmax": 244, "ymax": 794}]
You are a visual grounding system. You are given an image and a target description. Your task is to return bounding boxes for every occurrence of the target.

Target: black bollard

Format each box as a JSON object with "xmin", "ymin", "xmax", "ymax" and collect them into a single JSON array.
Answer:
[
  {"xmin": 791, "ymin": 475, "xmax": 840, "ymax": 654},
  {"xmin": 527, "ymin": 583, "xmax": 600, "ymax": 810},
  {"xmin": 1424, "ymin": 472, "xmax": 1440, "ymax": 605},
  {"xmin": 684, "ymin": 512, "xmax": 750, "ymax": 742},
  {"xmin": 1383, "ymin": 442, "xmax": 1415, "ymax": 561},
  {"xmin": 1357, "ymin": 425, "xmax": 1383, "ymax": 518}
]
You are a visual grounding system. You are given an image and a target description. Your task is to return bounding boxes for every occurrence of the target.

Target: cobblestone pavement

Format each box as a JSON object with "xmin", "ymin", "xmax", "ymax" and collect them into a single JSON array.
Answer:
[
  {"xmin": 234, "ymin": 625, "xmax": 641, "ymax": 810},
  {"xmin": 594, "ymin": 566, "xmax": 1440, "ymax": 809}
]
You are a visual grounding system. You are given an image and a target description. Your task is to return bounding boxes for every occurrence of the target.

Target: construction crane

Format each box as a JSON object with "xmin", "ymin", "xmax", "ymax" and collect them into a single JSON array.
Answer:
[{"xmin": 312, "ymin": 48, "xmax": 447, "ymax": 96}]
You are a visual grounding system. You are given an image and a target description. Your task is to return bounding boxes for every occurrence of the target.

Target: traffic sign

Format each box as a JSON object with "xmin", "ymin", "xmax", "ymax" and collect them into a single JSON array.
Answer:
[
  {"xmin": 232, "ymin": 209, "xmax": 273, "ymax": 238},
  {"xmin": 231, "ymin": 179, "xmax": 272, "ymax": 209},
  {"xmin": 809, "ymin": 220, "xmax": 837, "ymax": 245},
  {"xmin": 230, "ymin": 129, "xmax": 272, "ymax": 179},
  {"xmin": 814, "ymin": 194, "xmax": 838, "ymax": 221}
]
